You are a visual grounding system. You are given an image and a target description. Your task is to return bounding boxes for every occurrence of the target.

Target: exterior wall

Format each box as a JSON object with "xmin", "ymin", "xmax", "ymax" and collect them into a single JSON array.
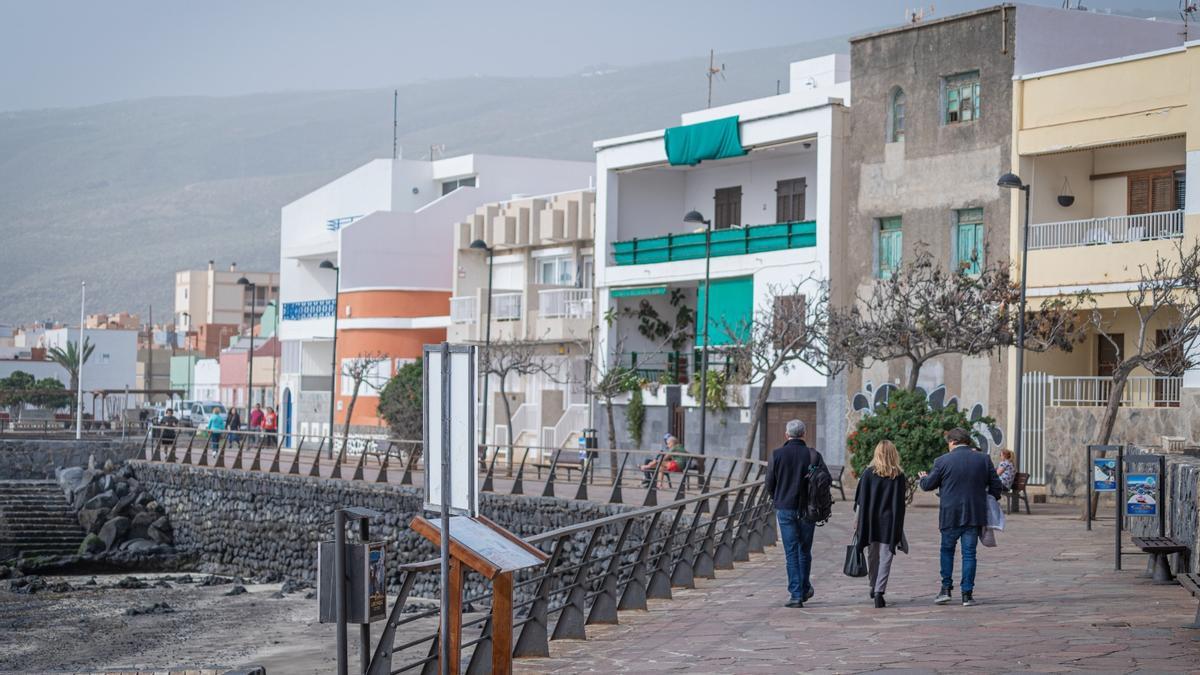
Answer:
[
  {"xmin": 169, "ymin": 355, "xmax": 199, "ymax": 399},
  {"xmin": 40, "ymin": 328, "xmax": 136, "ymax": 418},
  {"xmin": 174, "ymin": 265, "xmax": 278, "ymax": 330},
  {"xmin": 192, "ymin": 359, "xmax": 221, "ymax": 403},
  {"xmin": 1012, "ymin": 5, "xmax": 1183, "ymax": 77}
]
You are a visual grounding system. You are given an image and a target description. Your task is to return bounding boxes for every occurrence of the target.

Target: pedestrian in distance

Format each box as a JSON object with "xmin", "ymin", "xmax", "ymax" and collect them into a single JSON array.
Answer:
[
  {"xmin": 854, "ymin": 440, "xmax": 908, "ymax": 608},
  {"xmin": 918, "ymin": 427, "xmax": 1003, "ymax": 607},
  {"xmin": 249, "ymin": 403, "xmax": 264, "ymax": 433},
  {"xmin": 263, "ymin": 406, "xmax": 278, "ymax": 445},
  {"xmin": 227, "ymin": 406, "xmax": 242, "ymax": 445},
  {"xmin": 206, "ymin": 406, "xmax": 226, "ymax": 455},
  {"xmin": 160, "ymin": 408, "xmax": 178, "ymax": 447},
  {"xmin": 765, "ymin": 418, "xmax": 833, "ymax": 608}
]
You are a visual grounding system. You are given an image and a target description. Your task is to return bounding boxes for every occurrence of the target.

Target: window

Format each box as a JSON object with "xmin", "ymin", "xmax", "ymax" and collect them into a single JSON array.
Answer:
[
  {"xmin": 775, "ymin": 178, "xmax": 807, "ymax": 223},
  {"xmin": 889, "ymin": 88, "xmax": 906, "ymax": 142},
  {"xmin": 537, "ymin": 255, "xmax": 576, "ymax": 286},
  {"xmin": 579, "ymin": 255, "xmax": 594, "ymax": 288},
  {"xmin": 440, "ymin": 176, "xmax": 477, "ymax": 195},
  {"xmin": 713, "ymin": 186, "xmax": 742, "ymax": 229},
  {"xmin": 954, "ymin": 208, "xmax": 985, "ymax": 275},
  {"xmin": 1128, "ymin": 168, "xmax": 1180, "ymax": 214},
  {"xmin": 1176, "ymin": 170, "xmax": 1186, "ymax": 211},
  {"xmin": 877, "ymin": 217, "xmax": 902, "ymax": 279},
  {"xmin": 944, "ymin": 71, "xmax": 980, "ymax": 124},
  {"xmin": 341, "ymin": 358, "xmax": 391, "ymax": 396}
]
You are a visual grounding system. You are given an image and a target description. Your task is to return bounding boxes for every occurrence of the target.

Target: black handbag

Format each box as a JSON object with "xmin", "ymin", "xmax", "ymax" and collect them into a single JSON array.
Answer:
[{"xmin": 843, "ymin": 533, "xmax": 868, "ymax": 577}]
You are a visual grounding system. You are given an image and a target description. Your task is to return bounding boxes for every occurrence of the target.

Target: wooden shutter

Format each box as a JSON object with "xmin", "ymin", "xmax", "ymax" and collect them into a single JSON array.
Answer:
[
  {"xmin": 1128, "ymin": 168, "xmax": 1181, "ymax": 214},
  {"xmin": 1151, "ymin": 173, "xmax": 1175, "ymax": 211},
  {"xmin": 1128, "ymin": 174, "xmax": 1151, "ymax": 214},
  {"xmin": 714, "ymin": 186, "xmax": 742, "ymax": 230},
  {"xmin": 775, "ymin": 178, "xmax": 806, "ymax": 223}
]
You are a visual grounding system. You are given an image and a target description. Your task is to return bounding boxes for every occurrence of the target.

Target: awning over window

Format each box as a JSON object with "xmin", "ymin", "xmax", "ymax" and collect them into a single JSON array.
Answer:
[
  {"xmin": 697, "ymin": 276, "xmax": 753, "ymax": 346},
  {"xmin": 664, "ymin": 116, "xmax": 746, "ymax": 166},
  {"xmin": 610, "ymin": 285, "xmax": 667, "ymax": 298}
]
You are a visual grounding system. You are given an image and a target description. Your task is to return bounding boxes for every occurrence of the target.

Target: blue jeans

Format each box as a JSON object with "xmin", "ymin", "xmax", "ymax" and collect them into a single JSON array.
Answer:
[
  {"xmin": 940, "ymin": 526, "xmax": 979, "ymax": 592},
  {"xmin": 776, "ymin": 510, "xmax": 816, "ymax": 600}
]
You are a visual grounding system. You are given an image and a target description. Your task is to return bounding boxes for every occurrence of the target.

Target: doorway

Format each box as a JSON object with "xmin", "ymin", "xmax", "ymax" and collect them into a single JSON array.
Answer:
[{"xmin": 760, "ymin": 402, "xmax": 817, "ymax": 462}]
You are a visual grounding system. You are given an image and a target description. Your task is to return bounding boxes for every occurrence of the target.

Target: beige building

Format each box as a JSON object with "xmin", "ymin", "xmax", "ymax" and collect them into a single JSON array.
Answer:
[
  {"xmin": 449, "ymin": 190, "xmax": 596, "ymax": 455},
  {"xmin": 174, "ymin": 261, "xmax": 278, "ymax": 331}
]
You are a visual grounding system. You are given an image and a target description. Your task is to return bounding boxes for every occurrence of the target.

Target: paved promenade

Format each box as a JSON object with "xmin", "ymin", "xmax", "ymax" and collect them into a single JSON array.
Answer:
[{"xmin": 521, "ymin": 498, "xmax": 1200, "ymax": 673}]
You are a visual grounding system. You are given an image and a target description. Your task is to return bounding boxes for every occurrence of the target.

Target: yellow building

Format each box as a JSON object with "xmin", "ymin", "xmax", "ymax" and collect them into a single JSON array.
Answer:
[{"xmin": 1009, "ymin": 44, "xmax": 1200, "ymax": 490}]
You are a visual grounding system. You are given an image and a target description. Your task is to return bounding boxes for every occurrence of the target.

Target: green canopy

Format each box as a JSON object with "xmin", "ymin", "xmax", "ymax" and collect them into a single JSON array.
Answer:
[
  {"xmin": 664, "ymin": 116, "xmax": 746, "ymax": 166},
  {"xmin": 610, "ymin": 285, "xmax": 667, "ymax": 299}
]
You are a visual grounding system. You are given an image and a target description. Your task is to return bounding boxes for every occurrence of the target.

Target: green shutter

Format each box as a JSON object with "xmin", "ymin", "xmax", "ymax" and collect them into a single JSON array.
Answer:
[
  {"xmin": 955, "ymin": 208, "xmax": 984, "ymax": 275},
  {"xmin": 878, "ymin": 217, "xmax": 902, "ymax": 279},
  {"xmin": 696, "ymin": 276, "xmax": 753, "ymax": 346}
]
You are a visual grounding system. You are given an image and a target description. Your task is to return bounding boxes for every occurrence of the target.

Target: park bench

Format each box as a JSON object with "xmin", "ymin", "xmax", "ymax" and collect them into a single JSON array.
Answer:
[
  {"xmin": 533, "ymin": 457, "xmax": 585, "ymax": 481},
  {"xmin": 1003, "ymin": 472, "xmax": 1032, "ymax": 514},
  {"xmin": 1176, "ymin": 573, "xmax": 1200, "ymax": 628},
  {"xmin": 828, "ymin": 464, "xmax": 846, "ymax": 501},
  {"xmin": 1132, "ymin": 536, "xmax": 1191, "ymax": 584}
]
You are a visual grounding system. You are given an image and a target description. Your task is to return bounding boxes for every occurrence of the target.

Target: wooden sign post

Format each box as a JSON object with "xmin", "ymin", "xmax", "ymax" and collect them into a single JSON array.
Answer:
[{"xmin": 411, "ymin": 513, "xmax": 548, "ymax": 674}]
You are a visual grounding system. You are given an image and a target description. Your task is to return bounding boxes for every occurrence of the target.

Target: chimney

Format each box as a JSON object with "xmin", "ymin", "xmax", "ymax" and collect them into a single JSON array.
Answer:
[
  {"xmin": 207, "ymin": 260, "xmax": 215, "ymax": 271},
  {"xmin": 230, "ymin": 262, "xmax": 237, "ymax": 272}
]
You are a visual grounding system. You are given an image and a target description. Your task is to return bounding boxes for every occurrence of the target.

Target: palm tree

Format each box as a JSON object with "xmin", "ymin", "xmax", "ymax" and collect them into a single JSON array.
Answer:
[{"xmin": 47, "ymin": 337, "xmax": 95, "ymax": 394}]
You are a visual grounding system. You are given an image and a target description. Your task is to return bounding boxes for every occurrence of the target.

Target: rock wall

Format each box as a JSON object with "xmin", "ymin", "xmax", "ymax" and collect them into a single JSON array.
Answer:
[
  {"xmin": 131, "ymin": 461, "xmax": 637, "ymax": 599},
  {"xmin": 0, "ymin": 439, "xmax": 145, "ymax": 480}
]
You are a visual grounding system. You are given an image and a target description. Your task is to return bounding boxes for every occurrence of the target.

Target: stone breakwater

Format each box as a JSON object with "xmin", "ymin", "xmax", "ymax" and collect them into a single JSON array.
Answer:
[{"xmin": 131, "ymin": 461, "xmax": 642, "ymax": 600}]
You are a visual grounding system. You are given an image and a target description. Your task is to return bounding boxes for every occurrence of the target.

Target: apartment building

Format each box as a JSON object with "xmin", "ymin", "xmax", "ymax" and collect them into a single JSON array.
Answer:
[
  {"xmin": 841, "ymin": 5, "xmax": 1183, "ymax": 476},
  {"xmin": 37, "ymin": 328, "xmax": 137, "ymax": 419},
  {"xmin": 277, "ymin": 153, "xmax": 594, "ymax": 440},
  {"xmin": 217, "ymin": 336, "xmax": 281, "ymax": 410},
  {"xmin": 594, "ymin": 54, "xmax": 850, "ymax": 462},
  {"xmin": 174, "ymin": 261, "xmax": 278, "ymax": 331},
  {"xmin": 448, "ymin": 190, "xmax": 596, "ymax": 454}
]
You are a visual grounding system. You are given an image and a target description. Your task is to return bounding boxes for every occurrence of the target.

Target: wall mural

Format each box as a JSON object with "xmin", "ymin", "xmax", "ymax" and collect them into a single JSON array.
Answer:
[{"xmin": 851, "ymin": 382, "xmax": 1005, "ymax": 453}]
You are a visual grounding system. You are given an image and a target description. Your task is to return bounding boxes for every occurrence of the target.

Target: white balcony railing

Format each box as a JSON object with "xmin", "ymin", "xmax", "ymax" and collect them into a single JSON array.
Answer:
[
  {"xmin": 538, "ymin": 288, "xmax": 593, "ymax": 319},
  {"xmin": 493, "ymin": 292, "xmax": 523, "ymax": 321},
  {"xmin": 450, "ymin": 296, "xmax": 478, "ymax": 324},
  {"xmin": 1050, "ymin": 375, "xmax": 1182, "ymax": 407},
  {"xmin": 1028, "ymin": 210, "xmax": 1183, "ymax": 251}
]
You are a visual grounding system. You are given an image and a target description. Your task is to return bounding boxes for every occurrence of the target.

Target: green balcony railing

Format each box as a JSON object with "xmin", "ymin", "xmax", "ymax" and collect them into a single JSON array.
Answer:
[{"xmin": 611, "ymin": 220, "xmax": 816, "ymax": 266}]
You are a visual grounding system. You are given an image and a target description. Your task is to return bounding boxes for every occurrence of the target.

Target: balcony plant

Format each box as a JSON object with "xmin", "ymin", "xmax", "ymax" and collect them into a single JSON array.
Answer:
[{"xmin": 625, "ymin": 386, "xmax": 645, "ymax": 449}]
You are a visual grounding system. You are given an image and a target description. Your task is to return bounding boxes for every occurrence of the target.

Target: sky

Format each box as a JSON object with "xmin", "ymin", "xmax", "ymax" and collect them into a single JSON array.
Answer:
[{"xmin": 0, "ymin": 0, "xmax": 1182, "ymax": 111}]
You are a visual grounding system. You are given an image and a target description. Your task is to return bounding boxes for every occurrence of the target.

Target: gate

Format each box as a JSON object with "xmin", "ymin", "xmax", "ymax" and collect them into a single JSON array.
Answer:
[{"xmin": 1020, "ymin": 371, "xmax": 1050, "ymax": 485}]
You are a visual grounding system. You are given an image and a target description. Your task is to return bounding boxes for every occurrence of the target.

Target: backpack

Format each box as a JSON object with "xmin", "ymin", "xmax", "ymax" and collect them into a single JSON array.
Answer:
[{"xmin": 804, "ymin": 448, "xmax": 834, "ymax": 526}]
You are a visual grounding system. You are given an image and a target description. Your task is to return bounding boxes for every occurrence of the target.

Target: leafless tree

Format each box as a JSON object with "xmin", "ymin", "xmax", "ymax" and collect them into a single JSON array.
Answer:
[
  {"xmin": 1091, "ymin": 240, "xmax": 1200, "ymax": 444},
  {"xmin": 830, "ymin": 249, "xmax": 1090, "ymax": 390},
  {"xmin": 479, "ymin": 337, "xmax": 557, "ymax": 464},
  {"xmin": 723, "ymin": 277, "xmax": 846, "ymax": 459},
  {"xmin": 335, "ymin": 352, "xmax": 388, "ymax": 466}
]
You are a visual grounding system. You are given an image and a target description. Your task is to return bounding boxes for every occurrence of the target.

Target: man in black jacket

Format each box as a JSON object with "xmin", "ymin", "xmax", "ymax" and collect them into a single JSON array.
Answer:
[
  {"xmin": 765, "ymin": 419, "xmax": 826, "ymax": 608},
  {"xmin": 918, "ymin": 427, "xmax": 1003, "ymax": 607}
]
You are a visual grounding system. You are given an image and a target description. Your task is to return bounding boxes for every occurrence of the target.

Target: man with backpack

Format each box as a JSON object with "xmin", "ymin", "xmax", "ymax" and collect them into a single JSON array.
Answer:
[{"xmin": 765, "ymin": 419, "xmax": 832, "ymax": 608}]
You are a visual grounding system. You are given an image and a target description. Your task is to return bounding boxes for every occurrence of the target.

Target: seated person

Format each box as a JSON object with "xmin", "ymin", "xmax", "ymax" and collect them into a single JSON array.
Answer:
[{"xmin": 641, "ymin": 434, "xmax": 684, "ymax": 487}]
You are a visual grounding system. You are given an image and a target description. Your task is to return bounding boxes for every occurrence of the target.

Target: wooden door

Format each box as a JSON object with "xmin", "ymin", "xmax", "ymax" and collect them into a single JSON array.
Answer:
[
  {"xmin": 713, "ymin": 186, "xmax": 742, "ymax": 230},
  {"xmin": 775, "ymin": 178, "xmax": 806, "ymax": 223},
  {"xmin": 1097, "ymin": 333, "xmax": 1123, "ymax": 377},
  {"xmin": 760, "ymin": 402, "xmax": 817, "ymax": 462}
]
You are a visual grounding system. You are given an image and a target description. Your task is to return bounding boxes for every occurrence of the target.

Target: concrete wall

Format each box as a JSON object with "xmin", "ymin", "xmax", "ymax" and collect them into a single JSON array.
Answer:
[
  {"xmin": 1014, "ymin": 5, "xmax": 1182, "ymax": 77},
  {"xmin": 0, "ymin": 439, "xmax": 144, "ymax": 480}
]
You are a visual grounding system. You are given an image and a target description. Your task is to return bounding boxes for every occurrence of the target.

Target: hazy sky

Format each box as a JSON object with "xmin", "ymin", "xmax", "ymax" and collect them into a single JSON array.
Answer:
[{"xmin": 0, "ymin": 0, "xmax": 1180, "ymax": 111}]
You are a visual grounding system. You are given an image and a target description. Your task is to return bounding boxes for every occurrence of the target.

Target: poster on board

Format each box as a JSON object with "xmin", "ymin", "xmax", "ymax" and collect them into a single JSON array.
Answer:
[
  {"xmin": 1125, "ymin": 474, "xmax": 1158, "ymax": 516},
  {"xmin": 1092, "ymin": 458, "xmax": 1117, "ymax": 492},
  {"xmin": 422, "ymin": 344, "xmax": 478, "ymax": 516},
  {"xmin": 367, "ymin": 542, "xmax": 386, "ymax": 622}
]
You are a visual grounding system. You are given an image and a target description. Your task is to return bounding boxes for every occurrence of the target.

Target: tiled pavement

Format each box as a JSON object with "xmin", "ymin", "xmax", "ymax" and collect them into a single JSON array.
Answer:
[{"xmin": 518, "ymin": 499, "xmax": 1200, "ymax": 673}]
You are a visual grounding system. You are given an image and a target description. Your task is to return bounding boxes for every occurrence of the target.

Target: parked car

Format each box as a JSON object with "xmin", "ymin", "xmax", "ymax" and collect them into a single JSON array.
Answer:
[{"xmin": 180, "ymin": 401, "xmax": 224, "ymax": 428}]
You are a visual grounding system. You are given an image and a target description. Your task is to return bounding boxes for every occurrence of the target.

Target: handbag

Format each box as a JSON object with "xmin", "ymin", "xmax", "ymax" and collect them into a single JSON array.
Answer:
[{"xmin": 843, "ymin": 533, "xmax": 868, "ymax": 577}]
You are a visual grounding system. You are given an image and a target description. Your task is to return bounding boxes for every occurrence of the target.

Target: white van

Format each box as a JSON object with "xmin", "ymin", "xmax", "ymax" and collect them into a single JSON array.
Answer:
[{"xmin": 179, "ymin": 400, "xmax": 224, "ymax": 427}]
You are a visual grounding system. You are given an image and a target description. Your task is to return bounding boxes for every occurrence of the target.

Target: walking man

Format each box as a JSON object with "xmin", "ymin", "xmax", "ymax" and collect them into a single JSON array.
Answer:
[
  {"xmin": 765, "ymin": 419, "xmax": 828, "ymax": 608},
  {"xmin": 918, "ymin": 427, "xmax": 1003, "ymax": 607}
]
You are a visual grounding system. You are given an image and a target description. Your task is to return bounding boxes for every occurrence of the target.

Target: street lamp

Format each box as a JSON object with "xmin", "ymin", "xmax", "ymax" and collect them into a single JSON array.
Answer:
[
  {"xmin": 999, "ymin": 171, "xmax": 1031, "ymax": 498},
  {"xmin": 469, "ymin": 239, "xmax": 495, "ymax": 453},
  {"xmin": 683, "ymin": 210, "xmax": 713, "ymax": 458},
  {"xmin": 181, "ymin": 311, "xmax": 192, "ymax": 403},
  {"xmin": 237, "ymin": 277, "xmax": 256, "ymax": 429},
  {"xmin": 320, "ymin": 259, "xmax": 340, "ymax": 451}
]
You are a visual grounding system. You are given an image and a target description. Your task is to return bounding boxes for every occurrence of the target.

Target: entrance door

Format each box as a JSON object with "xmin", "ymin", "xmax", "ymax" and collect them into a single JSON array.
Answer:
[
  {"xmin": 1097, "ymin": 334, "xmax": 1123, "ymax": 377},
  {"xmin": 713, "ymin": 186, "xmax": 742, "ymax": 230},
  {"xmin": 760, "ymin": 402, "xmax": 817, "ymax": 462}
]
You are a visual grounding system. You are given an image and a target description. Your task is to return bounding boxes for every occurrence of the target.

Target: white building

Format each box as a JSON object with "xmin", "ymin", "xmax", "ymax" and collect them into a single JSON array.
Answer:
[
  {"xmin": 40, "ymin": 328, "xmax": 137, "ymax": 420},
  {"xmin": 593, "ymin": 54, "xmax": 850, "ymax": 462},
  {"xmin": 277, "ymin": 153, "xmax": 595, "ymax": 439},
  {"xmin": 193, "ymin": 358, "xmax": 221, "ymax": 402},
  {"xmin": 174, "ymin": 261, "xmax": 279, "ymax": 331}
]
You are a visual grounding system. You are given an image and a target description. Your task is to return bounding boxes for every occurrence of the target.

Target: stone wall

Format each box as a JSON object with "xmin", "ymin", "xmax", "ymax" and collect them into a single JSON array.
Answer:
[
  {"xmin": 1043, "ymin": 406, "xmax": 1187, "ymax": 499},
  {"xmin": 131, "ymin": 461, "xmax": 637, "ymax": 599},
  {"xmin": 0, "ymin": 439, "xmax": 145, "ymax": 480}
]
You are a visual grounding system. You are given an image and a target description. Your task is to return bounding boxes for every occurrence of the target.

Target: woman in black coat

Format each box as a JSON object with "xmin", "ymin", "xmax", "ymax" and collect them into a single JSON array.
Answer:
[{"xmin": 855, "ymin": 440, "xmax": 908, "ymax": 608}]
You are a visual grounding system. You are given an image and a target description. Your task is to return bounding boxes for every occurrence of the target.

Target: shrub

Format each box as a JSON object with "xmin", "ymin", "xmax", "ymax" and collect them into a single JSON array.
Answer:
[
  {"xmin": 625, "ymin": 387, "xmax": 645, "ymax": 449},
  {"xmin": 846, "ymin": 388, "xmax": 994, "ymax": 503},
  {"xmin": 377, "ymin": 362, "xmax": 422, "ymax": 439}
]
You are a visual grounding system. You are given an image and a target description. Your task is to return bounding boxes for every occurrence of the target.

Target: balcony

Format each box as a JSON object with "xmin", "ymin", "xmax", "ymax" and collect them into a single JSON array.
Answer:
[
  {"xmin": 282, "ymin": 299, "xmax": 336, "ymax": 321},
  {"xmin": 1049, "ymin": 375, "xmax": 1181, "ymax": 407},
  {"xmin": 493, "ymin": 293, "xmax": 523, "ymax": 321},
  {"xmin": 1028, "ymin": 210, "xmax": 1183, "ymax": 251},
  {"xmin": 538, "ymin": 289, "xmax": 592, "ymax": 319},
  {"xmin": 611, "ymin": 220, "xmax": 816, "ymax": 266},
  {"xmin": 450, "ymin": 296, "xmax": 478, "ymax": 324}
]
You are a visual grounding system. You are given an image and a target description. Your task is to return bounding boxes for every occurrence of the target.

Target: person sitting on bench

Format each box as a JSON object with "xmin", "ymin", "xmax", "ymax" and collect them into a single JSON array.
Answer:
[{"xmin": 642, "ymin": 434, "xmax": 683, "ymax": 487}]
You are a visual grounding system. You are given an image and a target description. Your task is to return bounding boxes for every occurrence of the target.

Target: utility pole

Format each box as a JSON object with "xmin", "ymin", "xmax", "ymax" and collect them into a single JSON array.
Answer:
[
  {"xmin": 706, "ymin": 49, "xmax": 725, "ymax": 108},
  {"xmin": 145, "ymin": 305, "xmax": 153, "ymax": 399},
  {"xmin": 392, "ymin": 89, "xmax": 398, "ymax": 160}
]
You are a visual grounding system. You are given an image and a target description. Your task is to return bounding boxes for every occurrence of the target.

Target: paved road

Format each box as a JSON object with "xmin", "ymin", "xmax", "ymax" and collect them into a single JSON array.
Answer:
[{"xmin": 519, "ymin": 498, "xmax": 1200, "ymax": 673}]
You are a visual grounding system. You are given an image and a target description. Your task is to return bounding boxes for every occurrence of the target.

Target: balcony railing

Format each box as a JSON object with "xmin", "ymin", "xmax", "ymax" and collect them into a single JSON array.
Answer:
[
  {"xmin": 612, "ymin": 220, "xmax": 816, "ymax": 266},
  {"xmin": 281, "ymin": 299, "xmax": 336, "ymax": 321},
  {"xmin": 449, "ymin": 296, "xmax": 477, "ymax": 324},
  {"xmin": 1050, "ymin": 375, "xmax": 1181, "ymax": 407},
  {"xmin": 494, "ymin": 292, "xmax": 523, "ymax": 321},
  {"xmin": 538, "ymin": 288, "xmax": 592, "ymax": 319},
  {"xmin": 1028, "ymin": 210, "xmax": 1183, "ymax": 251}
]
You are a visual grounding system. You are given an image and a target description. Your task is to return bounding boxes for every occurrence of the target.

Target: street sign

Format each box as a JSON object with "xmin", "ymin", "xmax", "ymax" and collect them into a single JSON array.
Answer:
[
  {"xmin": 1125, "ymin": 473, "xmax": 1158, "ymax": 517},
  {"xmin": 422, "ymin": 344, "xmax": 477, "ymax": 516},
  {"xmin": 1093, "ymin": 458, "xmax": 1117, "ymax": 492}
]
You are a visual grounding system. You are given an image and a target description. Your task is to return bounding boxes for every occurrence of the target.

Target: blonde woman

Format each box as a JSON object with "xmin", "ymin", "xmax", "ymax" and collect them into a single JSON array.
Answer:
[{"xmin": 854, "ymin": 440, "xmax": 909, "ymax": 608}]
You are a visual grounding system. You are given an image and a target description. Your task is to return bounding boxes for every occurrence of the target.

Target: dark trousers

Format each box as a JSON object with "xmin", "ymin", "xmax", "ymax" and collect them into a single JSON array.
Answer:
[
  {"xmin": 776, "ymin": 509, "xmax": 816, "ymax": 600},
  {"xmin": 940, "ymin": 526, "xmax": 979, "ymax": 592}
]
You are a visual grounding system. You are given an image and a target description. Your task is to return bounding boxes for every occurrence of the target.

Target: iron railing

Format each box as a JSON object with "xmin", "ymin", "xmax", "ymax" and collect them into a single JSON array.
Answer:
[
  {"xmin": 537, "ymin": 288, "xmax": 592, "ymax": 319},
  {"xmin": 1050, "ymin": 375, "xmax": 1182, "ymax": 408},
  {"xmin": 611, "ymin": 220, "xmax": 816, "ymax": 266},
  {"xmin": 1028, "ymin": 210, "xmax": 1184, "ymax": 251}
]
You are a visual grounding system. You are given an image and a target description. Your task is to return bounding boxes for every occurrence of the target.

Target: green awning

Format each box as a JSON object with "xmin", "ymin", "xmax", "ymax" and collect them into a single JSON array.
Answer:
[
  {"xmin": 697, "ymin": 276, "xmax": 753, "ymax": 346},
  {"xmin": 664, "ymin": 116, "xmax": 746, "ymax": 166},
  {"xmin": 611, "ymin": 285, "xmax": 667, "ymax": 298}
]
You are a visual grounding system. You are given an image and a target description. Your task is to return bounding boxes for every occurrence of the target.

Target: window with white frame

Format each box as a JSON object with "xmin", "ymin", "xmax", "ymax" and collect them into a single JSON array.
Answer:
[
  {"xmin": 943, "ymin": 71, "xmax": 980, "ymax": 124},
  {"xmin": 340, "ymin": 358, "xmax": 391, "ymax": 396},
  {"xmin": 440, "ymin": 176, "xmax": 477, "ymax": 195},
  {"xmin": 537, "ymin": 255, "xmax": 575, "ymax": 286}
]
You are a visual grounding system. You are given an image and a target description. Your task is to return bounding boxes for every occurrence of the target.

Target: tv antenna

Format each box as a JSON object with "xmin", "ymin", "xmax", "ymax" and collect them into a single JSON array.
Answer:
[
  {"xmin": 906, "ymin": 4, "xmax": 935, "ymax": 22},
  {"xmin": 429, "ymin": 143, "xmax": 446, "ymax": 161},
  {"xmin": 1182, "ymin": 1, "xmax": 1198, "ymax": 40},
  {"xmin": 706, "ymin": 49, "xmax": 725, "ymax": 108},
  {"xmin": 392, "ymin": 89, "xmax": 398, "ymax": 160}
]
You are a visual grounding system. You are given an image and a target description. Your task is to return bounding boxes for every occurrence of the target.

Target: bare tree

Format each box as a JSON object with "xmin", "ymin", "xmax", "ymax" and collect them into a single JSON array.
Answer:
[
  {"xmin": 335, "ymin": 352, "xmax": 388, "ymax": 464},
  {"xmin": 479, "ymin": 337, "xmax": 557, "ymax": 463},
  {"xmin": 831, "ymin": 249, "xmax": 1090, "ymax": 390},
  {"xmin": 1092, "ymin": 240, "xmax": 1200, "ymax": 444},
  {"xmin": 723, "ymin": 276, "xmax": 845, "ymax": 459}
]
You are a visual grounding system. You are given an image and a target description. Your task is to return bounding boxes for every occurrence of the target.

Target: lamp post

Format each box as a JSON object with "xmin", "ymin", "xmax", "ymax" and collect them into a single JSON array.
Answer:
[
  {"xmin": 998, "ymin": 171, "xmax": 1031, "ymax": 484},
  {"xmin": 76, "ymin": 281, "xmax": 86, "ymax": 440},
  {"xmin": 237, "ymin": 277, "xmax": 257, "ymax": 428},
  {"xmin": 469, "ymin": 239, "xmax": 495, "ymax": 454},
  {"xmin": 320, "ymin": 260, "xmax": 340, "ymax": 454},
  {"xmin": 683, "ymin": 210, "xmax": 713, "ymax": 458},
  {"xmin": 181, "ymin": 312, "xmax": 192, "ymax": 402}
]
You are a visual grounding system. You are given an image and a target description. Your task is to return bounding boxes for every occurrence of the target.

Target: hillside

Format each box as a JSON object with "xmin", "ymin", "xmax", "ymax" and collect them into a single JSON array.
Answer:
[{"xmin": 0, "ymin": 37, "xmax": 850, "ymax": 323}]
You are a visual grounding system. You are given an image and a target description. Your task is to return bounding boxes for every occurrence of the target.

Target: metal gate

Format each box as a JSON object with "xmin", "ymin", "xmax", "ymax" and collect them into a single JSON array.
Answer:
[{"xmin": 1020, "ymin": 371, "xmax": 1050, "ymax": 485}]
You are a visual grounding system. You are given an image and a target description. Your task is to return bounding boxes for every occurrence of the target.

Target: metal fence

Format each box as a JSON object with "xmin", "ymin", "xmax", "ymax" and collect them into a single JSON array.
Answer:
[{"xmin": 1027, "ymin": 210, "xmax": 1183, "ymax": 251}]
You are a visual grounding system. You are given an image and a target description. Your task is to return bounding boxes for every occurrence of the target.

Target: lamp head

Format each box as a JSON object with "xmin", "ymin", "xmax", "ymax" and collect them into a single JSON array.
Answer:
[
  {"xmin": 319, "ymin": 259, "xmax": 337, "ymax": 271},
  {"xmin": 683, "ymin": 210, "xmax": 709, "ymax": 226},
  {"xmin": 997, "ymin": 172, "xmax": 1026, "ymax": 190},
  {"xmin": 469, "ymin": 239, "xmax": 491, "ymax": 252},
  {"xmin": 236, "ymin": 276, "xmax": 252, "ymax": 286}
]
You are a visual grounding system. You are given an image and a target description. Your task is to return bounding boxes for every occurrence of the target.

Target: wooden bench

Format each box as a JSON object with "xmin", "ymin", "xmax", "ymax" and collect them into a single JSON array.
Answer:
[
  {"xmin": 1177, "ymin": 573, "xmax": 1200, "ymax": 628},
  {"xmin": 1132, "ymin": 536, "xmax": 1191, "ymax": 584},
  {"xmin": 828, "ymin": 464, "xmax": 846, "ymax": 501},
  {"xmin": 533, "ymin": 459, "xmax": 584, "ymax": 481},
  {"xmin": 1003, "ymin": 472, "xmax": 1032, "ymax": 515}
]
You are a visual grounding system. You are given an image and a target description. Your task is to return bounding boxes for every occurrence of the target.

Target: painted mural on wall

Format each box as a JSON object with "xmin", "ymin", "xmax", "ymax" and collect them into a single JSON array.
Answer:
[{"xmin": 851, "ymin": 382, "xmax": 1005, "ymax": 453}]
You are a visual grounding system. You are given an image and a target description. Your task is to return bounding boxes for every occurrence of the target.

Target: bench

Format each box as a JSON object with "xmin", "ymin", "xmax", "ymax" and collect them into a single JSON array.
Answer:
[
  {"xmin": 1003, "ymin": 472, "xmax": 1031, "ymax": 515},
  {"xmin": 828, "ymin": 464, "xmax": 846, "ymax": 501},
  {"xmin": 533, "ymin": 459, "xmax": 585, "ymax": 481},
  {"xmin": 1132, "ymin": 536, "xmax": 1191, "ymax": 584},
  {"xmin": 1177, "ymin": 573, "xmax": 1200, "ymax": 628}
]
